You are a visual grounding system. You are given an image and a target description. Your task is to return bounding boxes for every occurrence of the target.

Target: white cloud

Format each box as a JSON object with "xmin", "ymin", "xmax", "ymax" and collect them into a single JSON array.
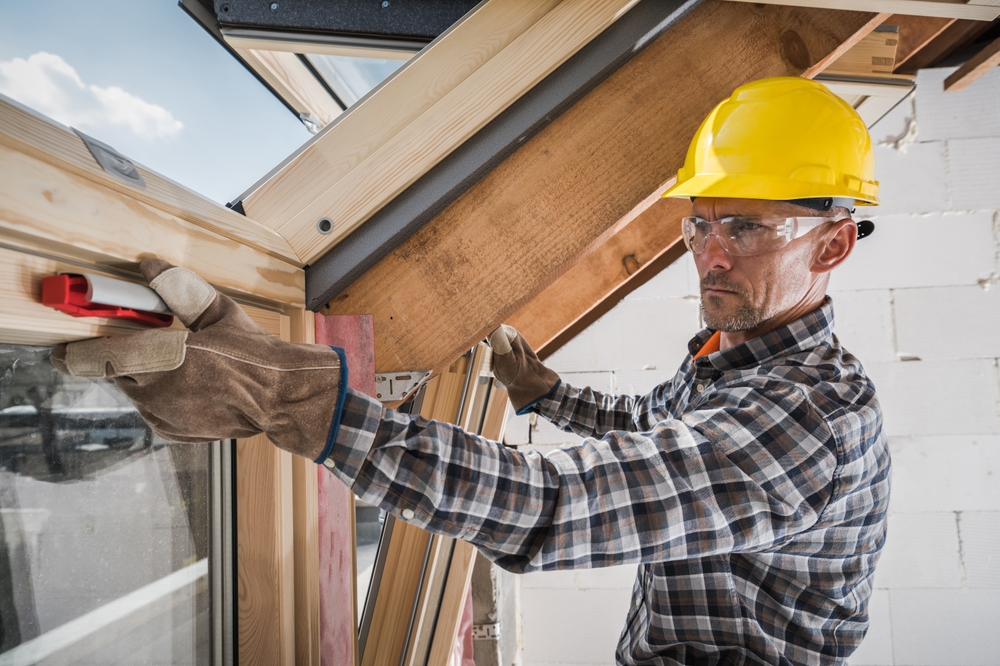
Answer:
[{"xmin": 0, "ymin": 52, "xmax": 183, "ymax": 140}]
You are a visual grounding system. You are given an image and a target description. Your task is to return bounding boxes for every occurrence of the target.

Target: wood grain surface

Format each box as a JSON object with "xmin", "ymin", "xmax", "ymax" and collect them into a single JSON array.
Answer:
[
  {"xmin": 0, "ymin": 95, "xmax": 301, "ymax": 264},
  {"xmin": 324, "ymin": 1, "xmax": 879, "ymax": 375}
]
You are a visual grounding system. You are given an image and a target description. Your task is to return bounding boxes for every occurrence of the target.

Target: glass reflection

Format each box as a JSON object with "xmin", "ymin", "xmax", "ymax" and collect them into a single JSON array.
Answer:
[
  {"xmin": 307, "ymin": 55, "xmax": 404, "ymax": 107},
  {"xmin": 355, "ymin": 498, "xmax": 384, "ymax": 621},
  {"xmin": 0, "ymin": 344, "xmax": 212, "ymax": 664}
]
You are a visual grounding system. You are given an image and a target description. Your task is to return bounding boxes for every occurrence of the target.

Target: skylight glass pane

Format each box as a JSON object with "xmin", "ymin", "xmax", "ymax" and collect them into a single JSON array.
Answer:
[{"xmin": 307, "ymin": 55, "xmax": 404, "ymax": 107}]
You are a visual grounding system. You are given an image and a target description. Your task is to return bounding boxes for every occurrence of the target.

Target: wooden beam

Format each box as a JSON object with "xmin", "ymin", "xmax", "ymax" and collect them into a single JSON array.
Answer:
[
  {"xmin": 0, "ymin": 142, "xmax": 305, "ymax": 308},
  {"xmin": 324, "ymin": 2, "xmax": 881, "ymax": 376},
  {"xmin": 894, "ymin": 17, "xmax": 997, "ymax": 73},
  {"xmin": 725, "ymin": 0, "xmax": 999, "ymax": 21},
  {"xmin": 0, "ymin": 96, "xmax": 302, "ymax": 265},
  {"xmin": 260, "ymin": 0, "xmax": 643, "ymax": 263},
  {"xmin": 507, "ymin": 197, "xmax": 687, "ymax": 357},
  {"xmin": 889, "ymin": 14, "xmax": 957, "ymax": 70},
  {"xmin": 241, "ymin": 0, "xmax": 563, "ymax": 230},
  {"xmin": 945, "ymin": 33, "xmax": 1000, "ymax": 89}
]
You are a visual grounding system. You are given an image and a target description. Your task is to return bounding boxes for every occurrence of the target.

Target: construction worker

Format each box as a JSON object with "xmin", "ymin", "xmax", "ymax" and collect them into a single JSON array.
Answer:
[{"xmin": 51, "ymin": 77, "xmax": 889, "ymax": 664}]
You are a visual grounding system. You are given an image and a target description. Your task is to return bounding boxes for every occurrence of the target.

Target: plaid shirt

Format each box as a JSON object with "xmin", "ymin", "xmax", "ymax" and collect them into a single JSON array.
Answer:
[{"xmin": 322, "ymin": 297, "xmax": 890, "ymax": 665}]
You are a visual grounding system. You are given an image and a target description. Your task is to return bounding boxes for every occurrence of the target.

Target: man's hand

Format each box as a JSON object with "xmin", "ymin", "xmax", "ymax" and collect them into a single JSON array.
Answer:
[
  {"xmin": 50, "ymin": 260, "xmax": 344, "ymax": 461},
  {"xmin": 486, "ymin": 325, "xmax": 559, "ymax": 413}
]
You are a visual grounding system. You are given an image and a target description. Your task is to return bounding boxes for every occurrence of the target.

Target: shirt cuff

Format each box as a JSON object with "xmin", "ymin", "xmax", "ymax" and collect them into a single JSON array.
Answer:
[
  {"xmin": 525, "ymin": 379, "xmax": 571, "ymax": 420},
  {"xmin": 316, "ymin": 387, "xmax": 383, "ymax": 488}
]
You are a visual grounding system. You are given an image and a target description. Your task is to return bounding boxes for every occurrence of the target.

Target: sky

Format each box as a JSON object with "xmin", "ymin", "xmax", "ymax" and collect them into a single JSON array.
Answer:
[{"xmin": 0, "ymin": 0, "xmax": 311, "ymax": 204}]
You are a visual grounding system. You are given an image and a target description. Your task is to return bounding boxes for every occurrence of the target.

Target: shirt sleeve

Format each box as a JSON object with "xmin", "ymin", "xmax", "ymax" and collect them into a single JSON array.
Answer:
[
  {"xmin": 323, "ymin": 382, "xmax": 839, "ymax": 573},
  {"xmin": 528, "ymin": 378, "xmax": 676, "ymax": 437}
]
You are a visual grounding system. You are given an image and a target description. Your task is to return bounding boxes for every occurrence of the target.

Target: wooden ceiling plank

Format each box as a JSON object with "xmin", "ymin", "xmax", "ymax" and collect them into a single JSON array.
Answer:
[
  {"xmin": 323, "ymin": 2, "xmax": 879, "ymax": 375},
  {"xmin": 894, "ymin": 17, "xmax": 997, "ymax": 72},
  {"xmin": 890, "ymin": 14, "xmax": 957, "ymax": 69},
  {"xmin": 241, "ymin": 0, "xmax": 564, "ymax": 231},
  {"xmin": 725, "ymin": 0, "xmax": 999, "ymax": 21},
  {"xmin": 944, "ymin": 33, "xmax": 1000, "ymax": 88},
  {"xmin": 0, "ymin": 95, "xmax": 303, "ymax": 265},
  {"xmin": 278, "ymin": 0, "xmax": 644, "ymax": 265}
]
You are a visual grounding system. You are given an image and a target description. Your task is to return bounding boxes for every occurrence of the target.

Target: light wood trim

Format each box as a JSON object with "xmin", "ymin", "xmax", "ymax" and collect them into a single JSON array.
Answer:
[
  {"xmin": 944, "ymin": 33, "xmax": 1000, "ymax": 89},
  {"xmin": 426, "ymin": 540, "xmax": 477, "ymax": 666},
  {"xmin": 0, "ymin": 95, "xmax": 301, "ymax": 265},
  {"xmin": 270, "ymin": 0, "xmax": 641, "ymax": 263},
  {"xmin": 725, "ymin": 0, "xmax": 1000, "ymax": 20},
  {"xmin": 237, "ymin": 435, "xmax": 296, "ymax": 666},
  {"xmin": 0, "ymin": 142, "xmax": 304, "ymax": 308},
  {"xmin": 402, "ymin": 535, "xmax": 451, "ymax": 666},
  {"xmin": 325, "ymin": 2, "xmax": 878, "ymax": 376},
  {"xmin": 237, "ymin": 48, "xmax": 344, "ymax": 127},
  {"xmin": 290, "ymin": 309, "xmax": 321, "ymax": 666},
  {"xmin": 242, "ymin": 0, "xmax": 563, "ymax": 230}
]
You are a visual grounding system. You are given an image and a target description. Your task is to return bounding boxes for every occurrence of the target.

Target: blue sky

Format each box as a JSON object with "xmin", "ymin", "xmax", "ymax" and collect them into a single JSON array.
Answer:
[{"xmin": 0, "ymin": 0, "xmax": 311, "ymax": 204}]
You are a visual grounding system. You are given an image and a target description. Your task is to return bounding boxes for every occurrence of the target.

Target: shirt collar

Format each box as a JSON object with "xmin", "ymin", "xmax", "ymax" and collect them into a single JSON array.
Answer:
[{"xmin": 687, "ymin": 296, "xmax": 836, "ymax": 372}]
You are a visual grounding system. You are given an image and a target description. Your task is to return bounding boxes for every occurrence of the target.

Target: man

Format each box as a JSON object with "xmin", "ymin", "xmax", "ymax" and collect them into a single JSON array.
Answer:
[{"xmin": 52, "ymin": 77, "xmax": 889, "ymax": 664}]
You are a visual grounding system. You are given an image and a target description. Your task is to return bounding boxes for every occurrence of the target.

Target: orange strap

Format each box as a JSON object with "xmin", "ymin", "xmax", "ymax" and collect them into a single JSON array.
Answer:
[{"xmin": 694, "ymin": 331, "xmax": 721, "ymax": 360}]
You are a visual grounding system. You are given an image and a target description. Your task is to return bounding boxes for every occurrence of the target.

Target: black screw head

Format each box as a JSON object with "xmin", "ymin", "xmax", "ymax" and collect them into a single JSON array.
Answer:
[{"xmin": 219, "ymin": 2, "xmax": 230, "ymax": 12}]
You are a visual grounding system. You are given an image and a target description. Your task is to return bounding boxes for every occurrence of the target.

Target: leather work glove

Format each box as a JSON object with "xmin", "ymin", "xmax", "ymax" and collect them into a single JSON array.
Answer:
[
  {"xmin": 50, "ymin": 260, "xmax": 343, "ymax": 461},
  {"xmin": 486, "ymin": 325, "xmax": 560, "ymax": 413}
]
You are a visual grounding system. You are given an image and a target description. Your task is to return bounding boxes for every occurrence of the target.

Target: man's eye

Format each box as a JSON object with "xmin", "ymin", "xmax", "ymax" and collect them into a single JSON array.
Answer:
[{"xmin": 729, "ymin": 220, "xmax": 763, "ymax": 235}]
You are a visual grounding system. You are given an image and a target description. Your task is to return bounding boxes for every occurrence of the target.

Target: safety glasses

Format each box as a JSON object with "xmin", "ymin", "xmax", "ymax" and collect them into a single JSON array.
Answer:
[{"xmin": 681, "ymin": 216, "xmax": 834, "ymax": 257}]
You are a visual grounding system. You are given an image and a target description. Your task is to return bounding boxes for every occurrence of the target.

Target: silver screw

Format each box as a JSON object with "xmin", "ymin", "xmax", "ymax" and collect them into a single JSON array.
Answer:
[
  {"xmin": 381, "ymin": 1, "xmax": 389, "ymax": 7},
  {"xmin": 270, "ymin": 2, "xmax": 278, "ymax": 9}
]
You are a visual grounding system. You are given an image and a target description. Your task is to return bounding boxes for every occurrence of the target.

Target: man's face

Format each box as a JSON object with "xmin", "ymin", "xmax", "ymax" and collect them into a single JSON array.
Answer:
[{"xmin": 689, "ymin": 198, "xmax": 831, "ymax": 334}]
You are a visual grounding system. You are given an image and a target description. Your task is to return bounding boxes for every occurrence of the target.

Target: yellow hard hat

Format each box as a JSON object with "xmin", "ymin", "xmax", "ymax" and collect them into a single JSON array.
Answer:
[{"xmin": 662, "ymin": 77, "xmax": 879, "ymax": 206}]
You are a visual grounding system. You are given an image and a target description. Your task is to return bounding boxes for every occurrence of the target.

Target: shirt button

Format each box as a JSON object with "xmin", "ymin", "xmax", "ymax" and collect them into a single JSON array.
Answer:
[
  {"xmin": 323, "ymin": 458, "xmax": 336, "ymax": 470},
  {"xmin": 695, "ymin": 384, "xmax": 705, "ymax": 393},
  {"xmin": 402, "ymin": 508, "xmax": 415, "ymax": 521}
]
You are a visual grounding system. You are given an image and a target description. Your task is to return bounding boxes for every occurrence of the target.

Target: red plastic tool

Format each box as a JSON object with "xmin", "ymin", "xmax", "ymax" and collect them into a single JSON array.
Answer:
[{"xmin": 41, "ymin": 274, "xmax": 174, "ymax": 328}]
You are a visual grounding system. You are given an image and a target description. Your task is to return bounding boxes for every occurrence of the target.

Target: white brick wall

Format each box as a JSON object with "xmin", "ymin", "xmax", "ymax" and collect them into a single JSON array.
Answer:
[{"xmin": 509, "ymin": 66, "xmax": 1000, "ymax": 665}]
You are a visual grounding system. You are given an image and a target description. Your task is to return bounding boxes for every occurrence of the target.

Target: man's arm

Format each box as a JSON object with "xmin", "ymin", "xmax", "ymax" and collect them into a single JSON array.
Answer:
[
  {"xmin": 325, "ymin": 380, "xmax": 839, "ymax": 573},
  {"xmin": 488, "ymin": 325, "xmax": 668, "ymax": 438}
]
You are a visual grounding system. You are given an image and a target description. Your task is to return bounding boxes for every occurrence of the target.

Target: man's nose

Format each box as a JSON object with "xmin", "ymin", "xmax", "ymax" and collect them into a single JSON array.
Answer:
[{"xmin": 700, "ymin": 232, "xmax": 733, "ymax": 270}]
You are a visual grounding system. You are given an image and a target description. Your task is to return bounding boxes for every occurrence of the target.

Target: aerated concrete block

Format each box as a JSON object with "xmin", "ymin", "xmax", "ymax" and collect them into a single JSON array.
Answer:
[
  {"xmin": 863, "ymin": 359, "xmax": 1000, "ymax": 437},
  {"xmin": 949, "ymin": 137, "xmax": 1000, "ymax": 211},
  {"xmin": 875, "ymin": 512, "xmax": 963, "ymax": 589},
  {"xmin": 829, "ymin": 211, "xmax": 996, "ymax": 291},
  {"xmin": 894, "ymin": 286, "xmax": 1000, "ymax": 361},
  {"xmin": 890, "ymin": 588, "xmax": 1000, "ymax": 666},
  {"xmin": 888, "ymin": 436, "xmax": 1000, "ymax": 513},
  {"xmin": 915, "ymin": 66, "xmax": 1000, "ymax": 142},
  {"xmin": 959, "ymin": 511, "xmax": 1000, "ymax": 589},
  {"xmin": 520, "ymin": 585, "xmax": 633, "ymax": 665},
  {"xmin": 546, "ymin": 298, "xmax": 699, "ymax": 374},
  {"xmin": 830, "ymin": 290, "xmax": 895, "ymax": 364},
  {"xmin": 866, "ymin": 141, "xmax": 949, "ymax": 216}
]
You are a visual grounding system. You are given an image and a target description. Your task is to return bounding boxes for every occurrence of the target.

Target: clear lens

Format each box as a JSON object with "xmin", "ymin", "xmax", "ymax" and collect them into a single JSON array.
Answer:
[{"xmin": 682, "ymin": 216, "xmax": 832, "ymax": 257}]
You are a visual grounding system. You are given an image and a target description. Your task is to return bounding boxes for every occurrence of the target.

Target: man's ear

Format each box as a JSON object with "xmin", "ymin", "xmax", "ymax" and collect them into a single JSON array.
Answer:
[{"xmin": 812, "ymin": 219, "xmax": 856, "ymax": 274}]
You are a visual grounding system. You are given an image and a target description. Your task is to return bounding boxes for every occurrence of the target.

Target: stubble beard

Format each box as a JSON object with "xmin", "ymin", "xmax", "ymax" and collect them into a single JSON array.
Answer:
[{"xmin": 699, "ymin": 275, "xmax": 769, "ymax": 332}]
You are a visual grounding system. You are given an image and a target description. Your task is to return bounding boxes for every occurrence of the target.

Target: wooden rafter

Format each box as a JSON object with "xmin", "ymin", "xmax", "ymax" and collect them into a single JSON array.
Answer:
[
  {"xmin": 894, "ymin": 17, "xmax": 997, "ymax": 73},
  {"xmin": 945, "ymin": 33, "xmax": 1000, "ymax": 89},
  {"xmin": 890, "ymin": 13, "xmax": 957, "ymax": 70},
  {"xmin": 725, "ymin": 0, "xmax": 999, "ymax": 21},
  {"xmin": 323, "ymin": 2, "xmax": 882, "ymax": 376}
]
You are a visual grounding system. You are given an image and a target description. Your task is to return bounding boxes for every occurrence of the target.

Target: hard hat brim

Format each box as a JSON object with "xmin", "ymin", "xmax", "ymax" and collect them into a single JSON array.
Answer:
[{"xmin": 662, "ymin": 173, "xmax": 879, "ymax": 206}]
